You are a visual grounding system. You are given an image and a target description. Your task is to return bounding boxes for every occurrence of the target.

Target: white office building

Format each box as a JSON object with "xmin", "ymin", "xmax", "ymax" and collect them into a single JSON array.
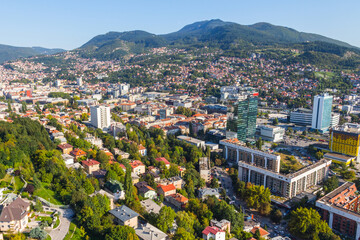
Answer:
[
  {"xmin": 312, "ymin": 93, "xmax": 333, "ymax": 132},
  {"xmin": 289, "ymin": 108, "xmax": 313, "ymax": 126},
  {"xmin": 77, "ymin": 77, "xmax": 83, "ymax": 86},
  {"xmin": 90, "ymin": 106, "xmax": 111, "ymax": 130},
  {"xmin": 119, "ymin": 83, "xmax": 130, "ymax": 95},
  {"xmin": 257, "ymin": 125, "xmax": 285, "ymax": 142}
]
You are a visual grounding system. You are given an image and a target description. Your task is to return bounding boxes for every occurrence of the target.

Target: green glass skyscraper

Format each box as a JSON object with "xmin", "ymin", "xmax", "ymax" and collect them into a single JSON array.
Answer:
[{"xmin": 236, "ymin": 96, "xmax": 258, "ymax": 141}]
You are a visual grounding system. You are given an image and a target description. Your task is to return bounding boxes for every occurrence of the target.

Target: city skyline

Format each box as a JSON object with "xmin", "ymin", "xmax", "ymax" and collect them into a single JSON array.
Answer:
[{"xmin": 0, "ymin": 0, "xmax": 359, "ymax": 49}]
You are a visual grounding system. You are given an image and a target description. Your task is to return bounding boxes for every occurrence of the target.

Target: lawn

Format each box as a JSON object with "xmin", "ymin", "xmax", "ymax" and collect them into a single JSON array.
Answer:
[
  {"xmin": 64, "ymin": 222, "xmax": 85, "ymax": 240},
  {"xmin": 33, "ymin": 183, "xmax": 63, "ymax": 205},
  {"xmin": 14, "ymin": 176, "xmax": 25, "ymax": 192},
  {"xmin": 314, "ymin": 71, "xmax": 335, "ymax": 80},
  {"xmin": 0, "ymin": 174, "xmax": 12, "ymax": 188}
]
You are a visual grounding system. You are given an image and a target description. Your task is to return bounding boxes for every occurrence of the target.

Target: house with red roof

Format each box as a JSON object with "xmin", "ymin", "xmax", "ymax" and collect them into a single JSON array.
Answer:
[
  {"xmin": 138, "ymin": 144, "xmax": 147, "ymax": 156},
  {"xmin": 155, "ymin": 157, "xmax": 170, "ymax": 169},
  {"xmin": 81, "ymin": 159, "xmax": 100, "ymax": 174},
  {"xmin": 165, "ymin": 193, "xmax": 188, "ymax": 209},
  {"xmin": 202, "ymin": 226, "xmax": 225, "ymax": 240},
  {"xmin": 157, "ymin": 184, "xmax": 176, "ymax": 197},
  {"xmin": 129, "ymin": 160, "xmax": 145, "ymax": 175},
  {"xmin": 70, "ymin": 148, "xmax": 87, "ymax": 160},
  {"xmin": 57, "ymin": 143, "xmax": 73, "ymax": 154},
  {"xmin": 250, "ymin": 226, "xmax": 270, "ymax": 239}
]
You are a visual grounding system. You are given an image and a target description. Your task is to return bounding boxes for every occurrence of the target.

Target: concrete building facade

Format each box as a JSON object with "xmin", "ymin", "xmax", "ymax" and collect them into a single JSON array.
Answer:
[{"xmin": 220, "ymin": 138, "xmax": 331, "ymax": 198}]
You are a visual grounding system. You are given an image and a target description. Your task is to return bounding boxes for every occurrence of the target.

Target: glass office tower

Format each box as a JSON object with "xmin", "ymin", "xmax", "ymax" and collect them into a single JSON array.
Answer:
[
  {"xmin": 311, "ymin": 93, "xmax": 333, "ymax": 132},
  {"xmin": 227, "ymin": 95, "xmax": 258, "ymax": 142}
]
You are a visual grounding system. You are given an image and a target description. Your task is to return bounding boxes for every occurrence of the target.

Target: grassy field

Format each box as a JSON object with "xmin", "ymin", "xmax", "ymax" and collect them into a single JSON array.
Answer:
[
  {"xmin": 33, "ymin": 182, "xmax": 63, "ymax": 205},
  {"xmin": 0, "ymin": 174, "xmax": 12, "ymax": 188},
  {"xmin": 314, "ymin": 71, "xmax": 335, "ymax": 80},
  {"xmin": 14, "ymin": 176, "xmax": 25, "ymax": 192}
]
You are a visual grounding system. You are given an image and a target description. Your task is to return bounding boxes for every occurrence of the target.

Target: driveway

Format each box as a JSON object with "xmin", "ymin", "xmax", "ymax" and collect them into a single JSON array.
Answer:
[{"xmin": 49, "ymin": 208, "xmax": 74, "ymax": 240}]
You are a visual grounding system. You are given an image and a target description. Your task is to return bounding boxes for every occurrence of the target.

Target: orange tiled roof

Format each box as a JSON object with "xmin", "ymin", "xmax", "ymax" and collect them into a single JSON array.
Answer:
[{"xmin": 157, "ymin": 184, "xmax": 176, "ymax": 193}]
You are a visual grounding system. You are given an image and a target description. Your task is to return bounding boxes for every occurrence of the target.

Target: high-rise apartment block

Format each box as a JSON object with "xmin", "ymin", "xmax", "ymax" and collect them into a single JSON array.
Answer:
[{"xmin": 90, "ymin": 106, "xmax": 111, "ymax": 130}]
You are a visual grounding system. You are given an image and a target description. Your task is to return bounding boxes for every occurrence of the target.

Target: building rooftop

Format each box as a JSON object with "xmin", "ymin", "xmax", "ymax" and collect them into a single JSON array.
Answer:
[
  {"xmin": 135, "ymin": 223, "xmax": 167, "ymax": 240},
  {"xmin": 109, "ymin": 205, "xmax": 139, "ymax": 222},
  {"xmin": 81, "ymin": 159, "xmax": 100, "ymax": 167}
]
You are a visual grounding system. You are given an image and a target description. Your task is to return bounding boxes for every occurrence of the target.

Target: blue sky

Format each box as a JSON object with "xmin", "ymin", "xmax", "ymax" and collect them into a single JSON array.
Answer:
[{"xmin": 1, "ymin": 0, "xmax": 359, "ymax": 50}]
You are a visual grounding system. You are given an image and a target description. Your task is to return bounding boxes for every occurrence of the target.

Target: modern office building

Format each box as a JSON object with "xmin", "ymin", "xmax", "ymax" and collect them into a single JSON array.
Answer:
[
  {"xmin": 227, "ymin": 94, "xmax": 258, "ymax": 142},
  {"xmin": 289, "ymin": 108, "xmax": 313, "ymax": 126},
  {"xmin": 329, "ymin": 123, "xmax": 360, "ymax": 162},
  {"xmin": 220, "ymin": 138, "xmax": 331, "ymax": 198},
  {"xmin": 290, "ymin": 108, "xmax": 339, "ymax": 128},
  {"xmin": 316, "ymin": 182, "xmax": 360, "ymax": 240},
  {"xmin": 257, "ymin": 125, "xmax": 285, "ymax": 142},
  {"xmin": 312, "ymin": 93, "xmax": 333, "ymax": 132},
  {"xmin": 90, "ymin": 105, "xmax": 111, "ymax": 130}
]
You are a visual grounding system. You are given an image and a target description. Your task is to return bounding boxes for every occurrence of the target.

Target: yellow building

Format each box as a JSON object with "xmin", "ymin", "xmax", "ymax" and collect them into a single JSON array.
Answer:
[{"xmin": 329, "ymin": 124, "xmax": 360, "ymax": 160}]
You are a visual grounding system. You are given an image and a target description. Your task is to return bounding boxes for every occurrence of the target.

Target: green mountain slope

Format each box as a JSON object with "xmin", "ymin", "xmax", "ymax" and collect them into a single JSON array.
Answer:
[
  {"xmin": 0, "ymin": 44, "xmax": 65, "ymax": 63},
  {"xmin": 78, "ymin": 19, "xmax": 358, "ymax": 62}
]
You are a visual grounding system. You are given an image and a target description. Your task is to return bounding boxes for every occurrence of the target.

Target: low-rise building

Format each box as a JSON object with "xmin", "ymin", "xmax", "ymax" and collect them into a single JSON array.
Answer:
[
  {"xmin": 109, "ymin": 205, "xmax": 139, "ymax": 228},
  {"xmin": 155, "ymin": 157, "xmax": 170, "ymax": 169},
  {"xmin": 57, "ymin": 143, "xmax": 73, "ymax": 154},
  {"xmin": 210, "ymin": 219, "xmax": 231, "ymax": 234},
  {"xmin": 81, "ymin": 159, "xmax": 100, "ymax": 174},
  {"xmin": 129, "ymin": 160, "xmax": 146, "ymax": 175},
  {"xmin": 135, "ymin": 182, "xmax": 157, "ymax": 199},
  {"xmin": 135, "ymin": 223, "xmax": 167, "ymax": 240},
  {"xmin": 202, "ymin": 226, "xmax": 226, "ymax": 240},
  {"xmin": 62, "ymin": 154, "xmax": 74, "ymax": 165},
  {"xmin": 198, "ymin": 188, "xmax": 220, "ymax": 200},
  {"xmin": 140, "ymin": 199, "xmax": 161, "ymax": 214},
  {"xmin": 70, "ymin": 148, "xmax": 87, "ymax": 160},
  {"xmin": 257, "ymin": 125, "xmax": 285, "ymax": 142},
  {"xmin": 165, "ymin": 193, "xmax": 188, "ymax": 209},
  {"xmin": 0, "ymin": 197, "xmax": 30, "ymax": 232},
  {"xmin": 177, "ymin": 135, "xmax": 206, "ymax": 149},
  {"xmin": 157, "ymin": 184, "xmax": 176, "ymax": 197}
]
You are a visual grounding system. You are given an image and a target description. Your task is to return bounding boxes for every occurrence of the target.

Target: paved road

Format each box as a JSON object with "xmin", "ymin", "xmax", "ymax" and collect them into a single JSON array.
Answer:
[{"xmin": 49, "ymin": 208, "xmax": 74, "ymax": 240}]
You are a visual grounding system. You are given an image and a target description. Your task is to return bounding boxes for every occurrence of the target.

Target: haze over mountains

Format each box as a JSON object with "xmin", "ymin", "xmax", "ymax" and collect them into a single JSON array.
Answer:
[
  {"xmin": 0, "ymin": 44, "xmax": 65, "ymax": 63},
  {"xmin": 0, "ymin": 19, "xmax": 358, "ymax": 63}
]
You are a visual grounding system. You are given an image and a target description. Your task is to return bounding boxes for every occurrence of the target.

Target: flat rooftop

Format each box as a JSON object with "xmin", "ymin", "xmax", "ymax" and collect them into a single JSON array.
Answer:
[{"xmin": 286, "ymin": 159, "xmax": 330, "ymax": 178}]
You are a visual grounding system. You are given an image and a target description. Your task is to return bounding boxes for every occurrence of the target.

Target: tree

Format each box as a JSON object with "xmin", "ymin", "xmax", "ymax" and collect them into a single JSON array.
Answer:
[
  {"xmin": 83, "ymin": 179, "xmax": 95, "ymax": 194},
  {"xmin": 34, "ymin": 199, "xmax": 43, "ymax": 212},
  {"xmin": 273, "ymin": 118, "xmax": 279, "ymax": 126},
  {"xmin": 315, "ymin": 151, "xmax": 324, "ymax": 160},
  {"xmin": 176, "ymin": 211, "xmax": 196, "ymax": 234},
  {"xmin": 173, "ymin": 227, "xmax": 196, "ymax": 240},
  {"xmin": 323, "ymin": 176, "xmax": 339, "ymax": 193},
  {"xmin": 21, "ymin": 102, "xmax": 27, "ymax": 113},
  {"xmin": 256, "ymin": 137, "xmax": 263, "ymax": 150},
  {"xmin": 156, "ymin": 206, "xmax": 176, "ymax": 233},
  {"xmin": 29, "ymin": 227, "xmax": 47, "ymax": 240},
  {"xmin": 254, "ymin": 229, "xmax": 261, "ymax": 240},
  {"xmin": 105, "ymin": 225, "xmax": 139, "ymax": 240},
  {"xmin": 270, "ymin": 208, "xmax": 282, "ymax": 223},
  {"xmin": 289, "ymin": 207, "xmax": 334, "ymax": 239},
  {"xmin": 124, "ymin": 166, "xmax": 134, "ymax": 204},
  {"xmin": 210, "ymin": 177, "xmax": 219, "ymax": 188}
]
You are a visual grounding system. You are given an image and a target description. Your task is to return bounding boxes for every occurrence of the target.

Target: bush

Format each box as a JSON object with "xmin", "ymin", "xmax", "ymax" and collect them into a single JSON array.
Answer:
[{"xmin": 24, "ymin": 184, "xmax": 35, "ymax": 194}]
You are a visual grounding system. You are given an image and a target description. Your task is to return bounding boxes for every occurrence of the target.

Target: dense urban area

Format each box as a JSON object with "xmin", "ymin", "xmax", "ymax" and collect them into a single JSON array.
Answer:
[{"xmin": 1, "ymin": 19, "xmax": 360, "ymax": 240}]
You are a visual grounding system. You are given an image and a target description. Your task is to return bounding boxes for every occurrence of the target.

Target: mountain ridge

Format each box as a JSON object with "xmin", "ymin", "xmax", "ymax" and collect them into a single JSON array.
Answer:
[{"xmin": 0, "ymin": 44, "xmax": 65, "ymax": 63}]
